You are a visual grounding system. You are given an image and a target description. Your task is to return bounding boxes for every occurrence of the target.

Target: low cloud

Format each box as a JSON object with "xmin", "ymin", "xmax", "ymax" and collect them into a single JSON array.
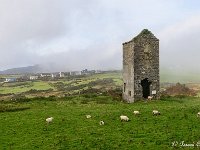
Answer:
[
  {"xmin": 0, "ymin": 0, "xmax": 199, "ymax": 73},
  {"xmin": 159, "ymin": 15, "xmax": 200, "ymax": 74}
]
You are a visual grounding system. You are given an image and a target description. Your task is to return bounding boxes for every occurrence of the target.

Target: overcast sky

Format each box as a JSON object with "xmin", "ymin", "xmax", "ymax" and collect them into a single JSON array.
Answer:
[{"xmin": 0, "ymin": 0, "xmax": 200, "ymax": 72}]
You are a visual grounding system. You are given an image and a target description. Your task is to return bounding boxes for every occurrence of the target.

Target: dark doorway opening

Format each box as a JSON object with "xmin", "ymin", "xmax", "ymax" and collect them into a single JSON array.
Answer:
[
  {"xmin": 124, "ymin": 83, "xmax": 126, "ymax": 92},
  {"xmin": 141, "ymin": 78, "xmax": 151, "ymax": 98}
]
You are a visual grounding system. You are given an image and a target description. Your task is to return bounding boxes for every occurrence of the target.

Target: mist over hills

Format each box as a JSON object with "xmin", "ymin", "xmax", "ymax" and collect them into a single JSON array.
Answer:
[
  {"xmin": 0, "ymin": 65, "xmax": 42, "ymax": 74},
  {"xmin": 160, "ymin": 68, "xmax": 200, "ymax": 83},
  {"xmin": 0, "ymin": 64, "xmax": 199, "ymax": 83},
  {"xmin": 0, "ymin": 64, "xmax": 64, "ymax": 74}
]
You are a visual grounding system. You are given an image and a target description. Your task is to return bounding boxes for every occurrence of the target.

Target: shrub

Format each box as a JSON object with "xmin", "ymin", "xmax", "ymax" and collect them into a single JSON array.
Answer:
[{"xmin": 161, "ymin": 83, "xmax": 197, "ymax": 97}]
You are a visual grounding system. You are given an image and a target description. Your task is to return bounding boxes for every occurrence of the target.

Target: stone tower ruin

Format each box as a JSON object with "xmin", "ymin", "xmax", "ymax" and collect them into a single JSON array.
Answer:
[{"xmin": 122, "ymin": 29, "xmax": 160, "ymax": 103}]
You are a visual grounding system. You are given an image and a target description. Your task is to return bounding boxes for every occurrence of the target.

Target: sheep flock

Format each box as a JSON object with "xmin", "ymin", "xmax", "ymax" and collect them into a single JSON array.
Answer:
[{"xmin": 46, "ymin": 110, "xmax": 200, "ymax": 126}]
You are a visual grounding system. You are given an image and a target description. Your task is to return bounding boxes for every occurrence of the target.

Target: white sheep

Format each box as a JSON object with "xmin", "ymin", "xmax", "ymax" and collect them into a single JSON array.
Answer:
[
  {"xmin": 152, "ymin": 110, "xmax": 160, "ymax": 116},
  {"xmin": 148, "ymin": 96, "xmax": 153, "ymax": 100},
  {"xmin": 133, "ymin": 111, "xmax": 140, "ymax": 115},
  {"xmin": 197, "ymin": 112, "xmax": 200, "ymax": 117},
  {"xmin": 86, "ymin": 115, "xmax": 91, "ymax": 119},
  {"xmin": 46, "ymin": 117, "xmax": 54, "ymax": 123},
  {"xmin": 99, "ymin": 120, "xmax": 105, "ymax": 125},
  {"xmin": 120, "ymin": 115, "xmax": 129, "ymax": 121}
]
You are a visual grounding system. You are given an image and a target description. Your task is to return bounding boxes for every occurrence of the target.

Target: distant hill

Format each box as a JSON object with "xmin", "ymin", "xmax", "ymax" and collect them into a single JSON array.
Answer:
[
  {"xmin": 0, "ymin": 65, "xmax": 199, "ymax": 83},
  {"xmin": 0, "ymin": 65, "xmax": 43, "ymax": 74}
]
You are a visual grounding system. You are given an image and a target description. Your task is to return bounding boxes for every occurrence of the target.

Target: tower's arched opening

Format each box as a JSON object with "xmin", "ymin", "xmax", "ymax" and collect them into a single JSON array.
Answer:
[{"xmin": 141, "ymin": 78, "xmax": 151, "ymax": 98}]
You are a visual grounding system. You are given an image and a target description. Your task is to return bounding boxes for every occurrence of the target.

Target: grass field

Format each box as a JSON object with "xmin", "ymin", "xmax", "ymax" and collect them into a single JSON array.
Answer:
[
  {"xmin": 1, "ymin": 72, "xmax": 200, "ymax": 149},
  {"xmin": 0, "ymin": 72, "xmax": 122, "ymax": 100},
  {"xmin": 0, "ymin": 81, "xmax": 54, "ymax": 95},
  {"xmin": 1, "ymin": 72, "xmax": 200, "ymax": 99},
  {"xmin": 1, "ymin": 95, "xmax": 200, "ymax": 149}
]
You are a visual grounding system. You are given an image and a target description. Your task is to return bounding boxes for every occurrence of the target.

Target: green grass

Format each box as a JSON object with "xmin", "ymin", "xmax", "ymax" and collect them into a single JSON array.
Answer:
[
  {"xmin": 197, "ymin": 92, "xmax": 200, "ymax": 97},
  {"xmin": 0, "ymin": 72, "xmax": 123, "ymax": 97},
  {"xmin": 0, "ymin": 81, "xmax": 54, "ymax": 94},
  {"xmin": 2, "ymin": 72, "xmax": 199, "ymax": 98},
  {"xmin": 31, "ymin": 81, "xmax": 53, "ymax": 90},
  {"xmin": 0, "ymin": 96, "xmax": 200, "ymax": 149}
]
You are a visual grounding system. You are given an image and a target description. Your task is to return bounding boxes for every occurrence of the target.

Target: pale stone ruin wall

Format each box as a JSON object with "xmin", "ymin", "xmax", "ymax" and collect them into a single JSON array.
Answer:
[
  {"xmin": 122, "ymin": 29, "xmax": 160, "ymax": 103},
  {"xmin": 122, "ymin": 42, "xmax": 134, "ymax": 102}
]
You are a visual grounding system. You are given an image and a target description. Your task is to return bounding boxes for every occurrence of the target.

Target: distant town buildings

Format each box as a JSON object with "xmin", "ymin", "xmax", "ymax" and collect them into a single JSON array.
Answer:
[
  {"xmin": 59, "ymin": 72, "xmax": 64, "ymax": 78},
  {"xmin": 5, "ymin": 78, "xmax": 17, "ymax": 82},
  {"xmin": 30, "ymin": 76, "xmax": 38, "ymax": 80},
  {"xmin": 40, "ymin": 73, "xmax": 52, "ymax": 78},
  {"xmin": 0, "ymin": 69, "xmax": 104, "ymax": 83},
  {"xmin": 81, "ymin": 69, "xmax": 96, "ymax": 75}
]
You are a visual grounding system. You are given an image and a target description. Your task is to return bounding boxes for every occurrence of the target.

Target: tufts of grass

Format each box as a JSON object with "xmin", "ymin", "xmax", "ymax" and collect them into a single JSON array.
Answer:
[
  {"xmin": 0, "ymin": 96, "xmax": 200, "ymax": 149},
  {"xmin": 0, "ymin": 104, "xmax": 30, "ymax": 112}
]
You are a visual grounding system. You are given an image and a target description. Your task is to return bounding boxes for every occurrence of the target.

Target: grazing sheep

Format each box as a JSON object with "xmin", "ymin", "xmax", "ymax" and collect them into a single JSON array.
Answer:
[
  {"xmin": 120, "ymin": 115, "xmax": 129, "ymax": 121},
  {"xmin": 86, "ymin": 115, "xmax": 91, "ymax": 119},
  {"xmin": 197, "ymin": 112, "xmax": 200, "ymax": 117},
  {"xmin": 99, "ymin": 120, "xmax": 105, "ymax": 125},
  {"xmin": 46, "ymin": 117, "xmax": 54, "ymax": 123},
  {"xmin": 148, "ymin": 96, "xmax": 153, "ymax": 100},
  {"xmin": 133, "ymin": 111, "xmax": 140, "ymax": 115},
  {"xmin": 152, "ymin": 110, "xmax": 160, "ymax": 116}
]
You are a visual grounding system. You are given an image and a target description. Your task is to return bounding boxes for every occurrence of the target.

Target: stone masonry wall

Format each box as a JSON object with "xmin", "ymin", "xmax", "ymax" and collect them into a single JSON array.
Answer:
[
  {"xmin": 122, "ymin": 42, "xmax": 134, "ymax": 102},
  {"xmin": 122, "ymin": 29, "xmax": 160, "ymax": 103}
]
